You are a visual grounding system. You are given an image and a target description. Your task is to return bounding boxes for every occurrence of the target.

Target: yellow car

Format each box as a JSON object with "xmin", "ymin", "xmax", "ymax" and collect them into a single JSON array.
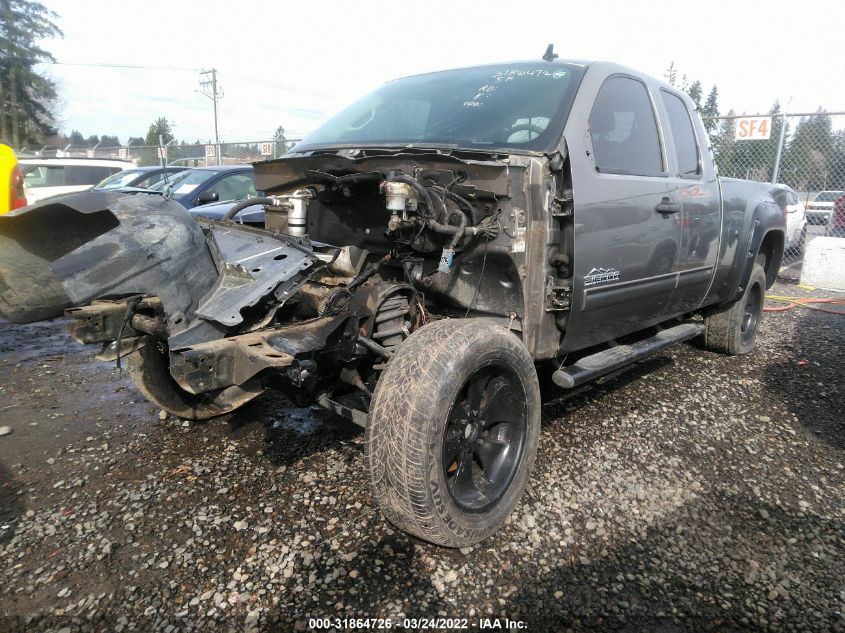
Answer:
[{"xmin": 0, "ymin": 143, "xmax": 28, "ymax": 215}]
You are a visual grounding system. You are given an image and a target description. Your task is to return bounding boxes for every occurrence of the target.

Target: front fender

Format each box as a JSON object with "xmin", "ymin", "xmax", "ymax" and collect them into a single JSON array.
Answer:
[{"xmin": 0, "ymin": 191, "xmax": 218, "ymax": 326}]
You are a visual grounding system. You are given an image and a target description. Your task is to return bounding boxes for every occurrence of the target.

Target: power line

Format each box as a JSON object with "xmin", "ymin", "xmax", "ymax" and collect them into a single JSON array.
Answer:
[
  {"xmin": 229, "ymin": 72, "xmax": 333, "ymax": 100},
  {"xmin": 2, "ymin": 52, "xmax": 333, "ymax": 99},
  {"xmin": 0, "ymin": 52, "xmax": 199, "ymax": 72}
]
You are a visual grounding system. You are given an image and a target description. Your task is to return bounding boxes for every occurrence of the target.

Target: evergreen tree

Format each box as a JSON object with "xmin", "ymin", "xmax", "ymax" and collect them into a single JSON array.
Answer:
[
  {"xmin": 0, "ymin": 0, "xmax": 62, "ymax": 146},
  {"xmin": 712, "ymin": 109, "xmax": 736, "ymax": 177},
  {"xmin": 702, "ymin": 86, "xmax": 719, "ymax": 119},
  {"xmin": 828, "ymin": 130, "xmax": 845, "ymax": 191},
  {"xmin": 86, "ymin": 134, "xmax": 99, "ymax": 147},
  {"xmin": 701, "ymin": 86, "xmax": 720, "ymax": 136},
  {"xmin": 780, "ymin": 109, "xmax": 835, "ymax": 191},
  {"xmin": 68, "ymin": 129, "xmax": 85, "ymax": 147},
  {"xmin": 99, "ymin": 134, "xmax": 120, "ymax": 147},
  {"xmin": 273, "ymin": 125, "xmax": 288, "ymax": 157},
  {"xmin": 141, "ymin": 118, "xmax": 174, "ymax": 165},
  {"xmin": 687, "ymin": 81, "xmax": 703, "ymax": 111},
  {"xmin": 664, "ymin": 62, "xmax": 677, "ymax": 87},
  {"xmin": 144, "ymin": 117, "xmax": 174, "ymax": 145}
]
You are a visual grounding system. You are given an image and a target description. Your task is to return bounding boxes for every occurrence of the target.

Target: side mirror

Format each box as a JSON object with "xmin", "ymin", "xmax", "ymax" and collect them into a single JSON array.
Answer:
[{"xmin": 196, "ymin": 191, "xmax": 219, "ymax": 205}]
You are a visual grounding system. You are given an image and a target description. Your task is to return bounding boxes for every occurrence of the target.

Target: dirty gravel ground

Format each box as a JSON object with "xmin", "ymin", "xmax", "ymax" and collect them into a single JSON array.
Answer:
[{"xmin": 0, "ymin": 280, "xmax": 843, "ymax": 632}]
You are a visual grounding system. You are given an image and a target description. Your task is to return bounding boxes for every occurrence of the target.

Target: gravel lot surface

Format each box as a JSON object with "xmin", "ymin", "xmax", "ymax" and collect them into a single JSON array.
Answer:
[{"xmin": 0, "ymin": 280, "xmax": 843, "ymax": 632}]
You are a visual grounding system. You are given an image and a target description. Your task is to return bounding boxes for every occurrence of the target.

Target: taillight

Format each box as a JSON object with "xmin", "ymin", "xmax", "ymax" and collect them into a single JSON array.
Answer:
[{"xmin": 10, "ymin": 164, "xmax": 27, "ymax": 210}]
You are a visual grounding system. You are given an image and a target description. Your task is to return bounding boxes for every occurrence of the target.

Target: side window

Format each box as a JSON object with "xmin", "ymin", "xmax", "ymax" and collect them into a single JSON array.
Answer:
[
  {"xmin": 589, "ymin": 76, "xmax": 664, "ymax": 176},
  {"xmin": 205, "ymin": 174, "xmax": 256, "ymax": 202},
  {"xmin": 139, "ymin": 172, "xmax": 168, "ymax": 188},
  {"xmin": 67, "ymin": 166, "xmax": 117, "ymax": 186},
  {"xmin": 23, "ymin": 166, "xmax": 66, "ymax": 187},
  {"xmin": 660, "ymin": 91, "xmax": 701, "ymax": 177}
]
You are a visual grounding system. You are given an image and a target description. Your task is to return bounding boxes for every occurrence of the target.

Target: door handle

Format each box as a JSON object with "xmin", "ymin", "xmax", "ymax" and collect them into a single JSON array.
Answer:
[{"xmin": 655, "ymin": 197, "xmax": 681, "ymax": 214}]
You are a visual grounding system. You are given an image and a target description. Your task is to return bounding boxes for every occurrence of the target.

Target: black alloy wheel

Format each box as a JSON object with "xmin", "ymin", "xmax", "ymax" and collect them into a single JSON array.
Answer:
[
  {"xmin": 442, "ymin": 365, "xmax": 527, "ymax": 513},
  {"xmin": 740, "ymin": 282, "xmax": 763, "ymax": 347}
]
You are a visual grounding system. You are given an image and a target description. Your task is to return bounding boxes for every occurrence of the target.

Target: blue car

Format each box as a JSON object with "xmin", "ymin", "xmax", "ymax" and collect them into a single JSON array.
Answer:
[
  {"xmin": 189, "ymin": 196, "xmax": 266, "ymax": 225},
  {"xmin": 147, "ymin": 165, "xmax": 256, "ymax": 210},
  {"xmin": 93, "ymin": 166, "xmax": 187, "ymax": 190}
]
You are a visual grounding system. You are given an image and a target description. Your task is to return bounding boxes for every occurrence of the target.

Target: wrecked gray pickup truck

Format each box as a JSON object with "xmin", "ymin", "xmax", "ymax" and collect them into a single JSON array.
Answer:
[{"xmin": 0, "ymin": 58, "xmax": 784, "ymax": 547}]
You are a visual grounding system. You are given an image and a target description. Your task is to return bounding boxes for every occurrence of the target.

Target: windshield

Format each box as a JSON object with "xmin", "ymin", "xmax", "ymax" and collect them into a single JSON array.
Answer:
[
  {"xmin": 94, "ymin": 169, "xmax": 146, "ymax": 189},
  {"xmin": 293, "ymin": 63, "xmax": 585, "ymax": 153},
  {"xmin": 814, "ymin": 191, "xmax": 843, "ymax": 202},
  {"xmin": 149, "ymin": 169, "xmax": 216, "ymax": 196}
]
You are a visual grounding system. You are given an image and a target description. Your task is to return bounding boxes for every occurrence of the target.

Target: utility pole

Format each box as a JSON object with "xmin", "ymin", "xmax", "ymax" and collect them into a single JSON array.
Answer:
[{"xmin": 199, "ymin": 69, "xmax": 223, "ymax": 165}]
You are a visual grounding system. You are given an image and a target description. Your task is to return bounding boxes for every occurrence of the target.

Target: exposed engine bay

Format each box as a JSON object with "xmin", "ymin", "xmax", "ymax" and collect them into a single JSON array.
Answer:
[{"xmin": 0, "ymin": 148, "xmax": 573, "ymax": 422}]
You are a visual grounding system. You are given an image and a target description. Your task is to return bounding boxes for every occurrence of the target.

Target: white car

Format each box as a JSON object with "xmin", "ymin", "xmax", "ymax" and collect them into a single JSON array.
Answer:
[
  {"xmin": 772, "ymin": 184, "xmax": 807, "ymax": 254},
  {"xmin": 19, "ymin": 157, "xmax": 132, "ymax": 204},
  {"xmin": 805, "ymin": 190, "xmax": 843, "ymax": 225}
]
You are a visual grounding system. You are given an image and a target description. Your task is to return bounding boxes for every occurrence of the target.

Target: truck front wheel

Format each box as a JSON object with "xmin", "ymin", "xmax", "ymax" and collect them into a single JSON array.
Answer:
[
  {"xmin": 367, "ymin": 319, "xmax": 540, "ymax": 547},
  {"xmin": 702, "ymin": 263, "xmax": 766, "ymax": 355}
]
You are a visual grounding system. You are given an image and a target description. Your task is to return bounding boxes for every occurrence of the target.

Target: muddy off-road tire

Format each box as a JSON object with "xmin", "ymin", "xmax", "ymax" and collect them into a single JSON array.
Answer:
[
  {"xmin": 702, "ymin": 263, "xmax": 766, "ymax": 355},
  {"xmin": 127, "ymin": 342, "xmax": 262, "ymax": 420},
  {"xmin": 367, "ymin": 319, "xmax": 541, "ymax": 547}
]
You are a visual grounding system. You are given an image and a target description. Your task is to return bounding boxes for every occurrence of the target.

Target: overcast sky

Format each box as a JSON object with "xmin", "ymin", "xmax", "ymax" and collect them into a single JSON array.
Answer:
[{"xmin": 37, "ymin": 0, "xmax": 845, "ymax": 144}]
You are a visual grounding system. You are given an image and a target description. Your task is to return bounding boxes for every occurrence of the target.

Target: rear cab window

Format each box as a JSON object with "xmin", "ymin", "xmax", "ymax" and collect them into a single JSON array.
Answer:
[{"xmin": 660, "ymin": 90, "xmax": 701, "ymax": 178}]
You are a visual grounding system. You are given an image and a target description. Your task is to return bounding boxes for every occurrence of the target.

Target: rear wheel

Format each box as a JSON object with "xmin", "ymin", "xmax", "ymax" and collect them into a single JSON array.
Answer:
[
  {"xmin": 367, "ymin": 319, "xmax": 540, "ymax": 547},
  {"xmin": 798, "ymin": 225, "xmax": 808, "ymax": 254},
  {"xmin": 127, "ymin": 342, "xmax": 262, "ymax": 420},
  {"xmin": 702, "ymin": 263, "xmax": 766, "ymax": 355}
]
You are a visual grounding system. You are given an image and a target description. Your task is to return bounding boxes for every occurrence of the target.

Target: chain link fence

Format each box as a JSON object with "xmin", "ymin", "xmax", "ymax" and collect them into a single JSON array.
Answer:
[
  {"xmin": 703, "ymin": 112, "xmax": 845, "ymax": 278},
  {"xmin": 19, "ymin": 139, "xmax": 302, "ymax": 167}
]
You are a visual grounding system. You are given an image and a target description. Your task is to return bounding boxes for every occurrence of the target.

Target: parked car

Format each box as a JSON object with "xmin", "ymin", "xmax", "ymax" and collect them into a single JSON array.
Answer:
[
  {"xmin": 146, "ymin": 165, "xmax": 255, "ymax": 210},
  {"xmin": 189, "ymin": 196, "xmax": 266, "ymax": 225},
  {"xmin": 826, "ymin": 193, "xmax": 845, "ymax": 237},
  {"xmin": 0, "ymin": 58, "xmax": 785, "ymax": 548},
  {"xmin": 772, "ymin": 184, "xmax": 807, "ymax": 253},
  {"xmin": 805, "ymin": 190, "xmax": 843, "ymax": 225},
  {"xmin": 93, "ymin": 166, "xmax": 186, "ymax": 191},
  {"xmin": 19, "ymin": 157, "xmax": 132, "ymax": 204},
  {"xmin": 0, "ymin": 142, "xmax": 27, "ymax": 214}
]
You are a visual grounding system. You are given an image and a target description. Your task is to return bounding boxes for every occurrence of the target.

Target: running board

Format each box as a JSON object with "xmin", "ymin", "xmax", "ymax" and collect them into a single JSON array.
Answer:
[{"xmin": 552, "ymin": 322, "xmax": 704, "ymax": 389}]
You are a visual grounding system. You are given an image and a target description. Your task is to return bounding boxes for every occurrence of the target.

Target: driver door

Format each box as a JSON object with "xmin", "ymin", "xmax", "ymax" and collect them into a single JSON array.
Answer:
[{"xmin": 563, "ymin": 73, "xmax": 680, "ymax": 351}]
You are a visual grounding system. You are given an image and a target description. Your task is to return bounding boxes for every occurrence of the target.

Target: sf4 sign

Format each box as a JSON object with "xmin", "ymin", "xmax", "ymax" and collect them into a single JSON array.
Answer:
[
  {"xmin": 205, "ymin": 144, "xmax": 216, "ymax": 158},
  {"xmin": 735, "ymin": 116, "xmax": 772, "ymax": 141}
]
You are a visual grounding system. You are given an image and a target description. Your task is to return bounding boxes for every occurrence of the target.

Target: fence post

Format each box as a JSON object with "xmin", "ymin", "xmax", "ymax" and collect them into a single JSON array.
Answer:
[{"xmin": 771, "ymin": 112, "xmax": 787, "ymax": 184}]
